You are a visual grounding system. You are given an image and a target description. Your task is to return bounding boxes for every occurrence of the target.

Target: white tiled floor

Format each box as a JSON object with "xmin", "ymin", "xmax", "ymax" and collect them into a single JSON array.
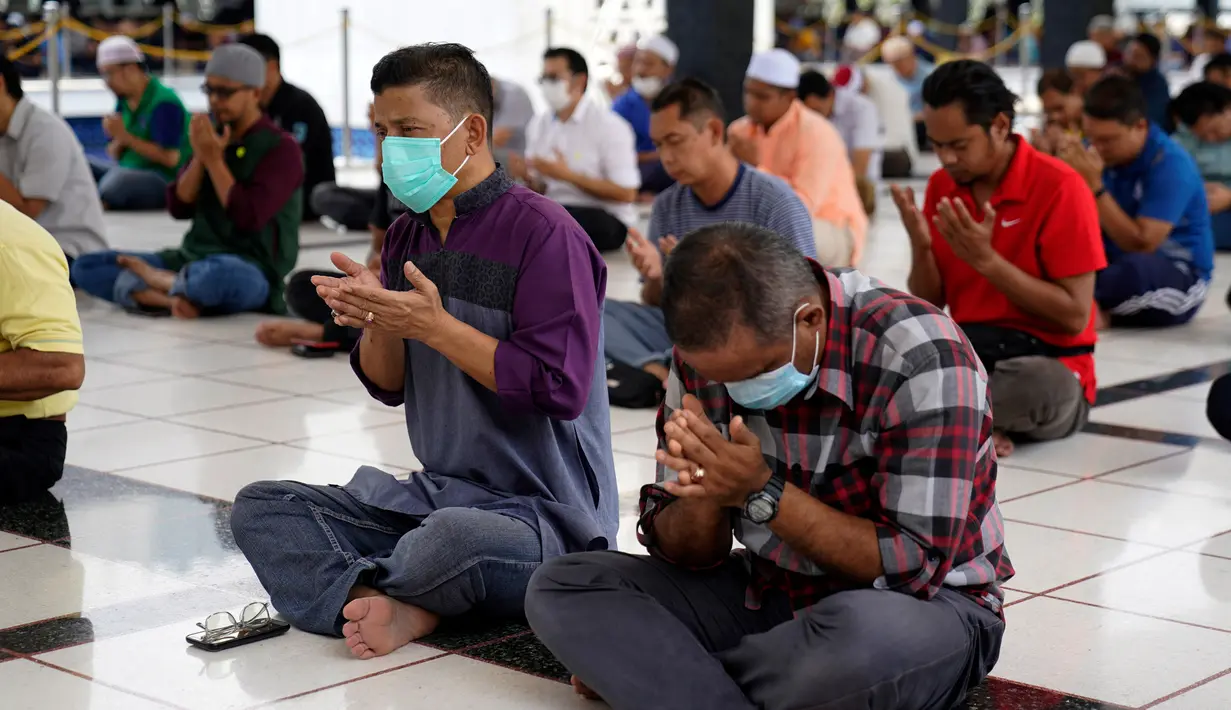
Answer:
[{"xmin": 3, "ymin": 188, "xmax": 1231, "ymax": 709}]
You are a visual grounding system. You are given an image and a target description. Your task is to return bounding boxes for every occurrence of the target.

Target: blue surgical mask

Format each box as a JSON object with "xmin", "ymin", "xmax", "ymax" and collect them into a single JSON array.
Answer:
[
  {"xmin": 725, "ymin": 304, "xmax": 820, "ymax": 410},
  {"xmin": 381, "ymin": 116, "xmax": 471, "ymax": 213}
]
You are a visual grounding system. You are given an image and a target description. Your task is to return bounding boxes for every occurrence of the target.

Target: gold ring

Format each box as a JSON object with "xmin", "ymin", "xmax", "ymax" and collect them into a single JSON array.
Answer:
[
  {"xmin": 365, "ymin": 311, "xmax": 375, "ymax": 325},
  {"xmin": 692, "ymin": 468, "xmax": 706, "ymax": 482}
]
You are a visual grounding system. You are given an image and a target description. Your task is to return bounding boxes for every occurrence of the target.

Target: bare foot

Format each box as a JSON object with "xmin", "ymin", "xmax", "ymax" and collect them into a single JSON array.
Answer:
[
  {"xmin": 993, "ymin": 431, "xmax": 1015, "ymax": 458},
  {"xmin": 255, "ymin": 320, "xmax": 325, "ymax": 347},
  {"xmin": 642, "ymin": 362, "xmax": 670, "ymax": 385},
  {"xmin": 571, "ymin": 676, "xmax": 602, "ymax": 701},
  {"xmin": 1095, "ymin": 307, "xmax": 1111, "ymax": 331},
  {"xmin": 116, "ymin": 254, "xmax": 156, "ymax": 281},
  {"xmin": 340, "ymin": 595, "xmax": 439, "ymax": 660},
  {"xmin": 117, "ymin": 255, "xmax": 176, "ymax": 292},
  {"xmin": 170, "ymin": 296, "xmax": 201, "ymax": 320}
]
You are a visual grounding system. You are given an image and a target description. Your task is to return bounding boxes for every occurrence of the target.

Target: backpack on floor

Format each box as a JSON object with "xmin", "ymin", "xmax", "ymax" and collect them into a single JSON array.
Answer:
[{"xmin": 606, "ymin": 359, "xmax": 665, "ymax": 409}]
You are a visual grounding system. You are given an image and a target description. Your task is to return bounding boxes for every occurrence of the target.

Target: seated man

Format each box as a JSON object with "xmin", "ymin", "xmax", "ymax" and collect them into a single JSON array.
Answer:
[
  {"xmin": 527, "ymin": 222, "xmax": 1012, "ymax": 709},
  {"xmin": 880, "ymin": 36, "xmax": 933, "ymax": 151},
  {"xmin": 729, "ymin": 49, "xmax": 866, "ymax": 266},
  {"xmin": 1032, "ymin": 69, "xmax": 1085, "ymax": 156},
  {"xmin": 513, "ymin": 47, "xmax": 639, "ymax": 252},
  {"xmin": 797, "ymin": 70, "xmax": 881, "ymax": 214},
  {"xmin": 1170, "ymin": 81, "xmax": 1231, "ymax": 251},
  {"xmin": 239, "ymin": 34, "xmax": 336, "ymax": 224},
  {"xmin": 230, "ymin": 43, "xmax": 617, "ymax": 659},
  {"xmin": 491, "ymin": 76, "xmax": 534, "ymax": 168},
  {"xmin": 1123, "ymin": 34, "xmax": 1173, "ymax": 131},
  {"xmin": 73, "ymin": 45, "xmax": 303, "ymax": 319},
  {"xmin": 604, "ymin": 78, "xmax": 815, "ymax": 400},
  {"xmin": 0, "ymin": 201, "xmax": 85, "ymax": 503},
  {"xmin": 897, "ymin": 60, "xmax": 1104, "ymax": 457},
  {"xmin": 1088, "ymin": 15, "xmax": 1123, "ymax": 67},
  {"xmin": 1065, "ymin": 40, "xmax": 1108, "ymax": 97},
  {"xmin": 1203, "ymin": 53, "xmax": 1231, "ymax": 89},
  {"xmin": 1060, "ymin": 76, "xmax": 1213, "ymax": 328},
  {"xmin": 310, "ymin": 103, "xmax": 379, "ymax": 232},
  {"xmin": 611, "ymin": 35, "xmax": 678, "ymax": 195},
  {"xmin": 92, "ymin": 36, "xmax": 190, "ymax": 211},
  {"xmin": 0, "ymin": 54, "xmax": 107, "ymax": 264}
]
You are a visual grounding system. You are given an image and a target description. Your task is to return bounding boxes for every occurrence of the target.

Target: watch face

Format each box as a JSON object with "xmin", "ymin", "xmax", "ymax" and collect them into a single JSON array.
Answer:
[{"xmin": 746, "ymin": 494, "xmax": 775, "ymax": 524}]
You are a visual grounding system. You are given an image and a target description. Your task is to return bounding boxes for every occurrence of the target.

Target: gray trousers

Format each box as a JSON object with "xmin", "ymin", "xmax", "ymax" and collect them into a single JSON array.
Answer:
[
  {"xmin": 525, "ymin": 552, "xmax": 1005, "ymax": 710},
  {"xmin": 989, "ymin": 356, "xmax": 1090, "ymax": 440}
]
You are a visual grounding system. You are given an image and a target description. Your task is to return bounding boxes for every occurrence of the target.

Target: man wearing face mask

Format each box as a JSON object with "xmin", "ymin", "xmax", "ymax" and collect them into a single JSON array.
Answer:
[
  {"xmin": 72, "ymin": 44, "xmax": 303, "ymax": 320},
  {"xmin": 230, "ymin": 43, "xmax": 617, "ymax": 662},
  {"xmin": 514, "ymin": 47, "xmax": 640, "ymax": 252},
  {"xmin": 526, "ymin": 222, "xmax": 1012, "ymax": 710},
  {"xmin": 611, "ymin": 35, "xmax": 678, "ymax": 195}
]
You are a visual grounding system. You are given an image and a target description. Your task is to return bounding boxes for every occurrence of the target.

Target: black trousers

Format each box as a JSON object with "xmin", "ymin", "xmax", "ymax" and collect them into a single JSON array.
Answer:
[
  {"xmin": 0, "ymin": 416, "xmax": 67, "ymax": 505},
  {"xmin": 310, "ymin": 183, "xmax": 378, "ymax": 231},
  {"xmin": 285, "ymin": 270, "xmax": 362, "ymax": 351},
  {"xmin": 564, "ymin": 205, "xmax": 629, "ymax": 253}
]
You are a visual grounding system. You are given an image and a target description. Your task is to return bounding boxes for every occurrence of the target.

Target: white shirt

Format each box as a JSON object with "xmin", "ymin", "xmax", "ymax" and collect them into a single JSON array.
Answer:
[
  {"xmin": 830, "ymin": 89, "xmax": 883, "ymax": 182},
  {"xmin": 862, "ymin": 65, "xmax": 919, "ymax": 163},
  {"xmin": 526, "ymin": 98, "xmax": 640, "ymax": 226}
]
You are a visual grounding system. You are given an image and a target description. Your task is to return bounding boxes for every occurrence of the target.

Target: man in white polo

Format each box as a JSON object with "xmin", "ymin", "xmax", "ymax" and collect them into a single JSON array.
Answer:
[
  {"xmin": 512, "ymin": 46, "xmax": 640, "ymax": 252},
  {"xmin": 0, "ymin": 54, "xmax": 107, "ymax": 266}
]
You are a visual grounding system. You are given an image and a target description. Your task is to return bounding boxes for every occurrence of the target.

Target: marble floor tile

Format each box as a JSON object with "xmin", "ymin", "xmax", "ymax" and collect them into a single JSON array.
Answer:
[
  {"xmin": 66, "ymin": 420, "xmax": 263, "ymax": 472},
  {"xmin": 0, "ymin": 660, "xmax": 173, "ymax": 710}
]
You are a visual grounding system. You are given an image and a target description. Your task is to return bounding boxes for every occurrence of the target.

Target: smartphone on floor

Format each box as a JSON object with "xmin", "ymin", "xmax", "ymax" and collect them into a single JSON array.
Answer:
[
  {"xmin": 291, "ymin": 340, "xmax": 341, "ymax": 359},
  {"xmin": 186, "ymin": 618, "xmax": 291, "ymax": 652}
]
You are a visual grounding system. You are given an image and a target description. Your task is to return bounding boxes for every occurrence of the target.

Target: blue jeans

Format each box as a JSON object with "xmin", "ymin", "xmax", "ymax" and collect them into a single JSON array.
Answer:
[
  {"xmin": 230, "ymin": 480, "xmax": 543, "ymax": 636},
  {"xmin": 72, "ymin": 250, "xmax": 270, "ymax": 313},
  {"xmin": 603, "ymin": 300, "xmax": 673, "ymax": 368},
  {"xmin": 89, "ymin": 156, "xmax": 169, "ymax": 210}
]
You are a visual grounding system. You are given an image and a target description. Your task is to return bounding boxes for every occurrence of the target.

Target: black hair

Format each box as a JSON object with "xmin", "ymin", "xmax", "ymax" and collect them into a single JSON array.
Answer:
[
  {"xmin": 370, "ymin": 43, "xmax": 494, "ymax": 131},
  {"xmin": 1036, "ymin": 68, "xmax": 1075, "ymax": 96},
  {"xmin": 1205, "ymin": 53, "xmax": 1231, "ymax": 77},
  {"xmin": 544, "ymin": 47, "xmax": 589, "ymax": 91},
  {"xmin": 1083, "ymin": 75, "xmax": 1147, "ymax": 125},
  {"xmin": 921, "ymin": 59, "xmax": 1018, "ymax": 129},
  {"xmin": 237, "ymin": 33, "xmax": 280, "ymax": 63},
  {"xmin": 796, "ymin": 70, "xmax": 833, "ymax": 102},
  {"xmin": 661, "ymin": 222, "xmax": 818, "ymax": 351},
  {"xmin": 1170, "ymin": 81, "xmax": 1231, "ymax": 128},
  {"xmin": 651, "ymin": 78, "xmax": 725, "ymax": 130},
  {"xmin": 1133, "ymin": 33, "xmax": 1162, "ymax": 61},
  {"xmin": 0, "ymin": 54, "xmax": 22, "ymax": 101}
]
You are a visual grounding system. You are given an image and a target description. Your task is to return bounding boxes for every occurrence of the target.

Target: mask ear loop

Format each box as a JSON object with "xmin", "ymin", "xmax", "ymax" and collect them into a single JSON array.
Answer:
[{"xmin": 442, "ymin": 115, "xmax": 472, "ymax": 177}]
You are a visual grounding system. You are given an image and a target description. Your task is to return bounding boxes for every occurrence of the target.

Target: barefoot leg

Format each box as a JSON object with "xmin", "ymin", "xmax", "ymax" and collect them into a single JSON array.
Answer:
[
  {"xmin": 340, "ymin": 593, "xmax": 439, "ymax": 660},
  {"xmin": 642, "ymin": 362, "xmax": 670, "ymax": 385},
  {"xmin": 131, "ymin": 288, "xmax": 173, "ymax": 310},
  {"xmin": 170, "ymin": 296, "xmax": 201, "ymax": 320},
  {"xmin": 117, "ymin": 255, "xmax": 177, "ymax": 294},
  {"xmin": 992, "ymin": 431, "xmax": 1015, "ymax": 458},
  {"xmin": 255, "ymin": 320, "xmax": 327, "ymax": 348}
]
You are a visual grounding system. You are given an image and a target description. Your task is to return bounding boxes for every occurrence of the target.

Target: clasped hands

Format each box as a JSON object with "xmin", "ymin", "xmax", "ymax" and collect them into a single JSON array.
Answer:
[
  {"xmin": 656, "ymin": 395, "xmax": 774, "ymax": 509},
  {"xmin": 311, "ymin": 251, "xmax": 449, "ymax": 343}
]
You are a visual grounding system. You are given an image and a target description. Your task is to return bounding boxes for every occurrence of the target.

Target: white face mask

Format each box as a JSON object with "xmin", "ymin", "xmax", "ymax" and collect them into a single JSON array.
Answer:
[
  {"xmin": 631, "ymin": 76, "xmax": 664, "ymax": 99},
  {"xmin": 539, "ymin": 78, "xmax": 573, "ymax": 113}
]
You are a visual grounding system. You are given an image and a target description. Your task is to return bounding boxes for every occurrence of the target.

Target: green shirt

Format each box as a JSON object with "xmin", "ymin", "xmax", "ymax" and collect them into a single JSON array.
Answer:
[
  {"xmin": 1174, "ymin": 125, "xmax": 1231, "ymax": 186},
  {"xmin": 117, "ymin": 76, "xmax": 191, "ymax": 180}
]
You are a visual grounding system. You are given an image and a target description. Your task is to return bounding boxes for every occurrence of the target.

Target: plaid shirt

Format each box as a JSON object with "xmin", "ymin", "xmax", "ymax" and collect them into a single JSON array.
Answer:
[{"xmin": 638, "ymin": 266, "xmax": 1014, "ymax": 613}]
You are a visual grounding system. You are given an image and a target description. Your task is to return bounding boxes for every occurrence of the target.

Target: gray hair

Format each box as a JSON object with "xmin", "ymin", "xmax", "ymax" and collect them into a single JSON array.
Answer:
[{"xmin": 661, "ymin": 221, "xmax": 818, "ymax": 352}]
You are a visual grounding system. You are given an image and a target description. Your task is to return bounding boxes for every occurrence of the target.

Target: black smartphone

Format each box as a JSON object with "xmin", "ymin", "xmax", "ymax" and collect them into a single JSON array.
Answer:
[
  {"xmin": 186, "ymin": 618, "xmax": 291, "ymax": 652},
  {"xmin": 291, "ymin": 341, "xmax": 341, "ymax": 359}
]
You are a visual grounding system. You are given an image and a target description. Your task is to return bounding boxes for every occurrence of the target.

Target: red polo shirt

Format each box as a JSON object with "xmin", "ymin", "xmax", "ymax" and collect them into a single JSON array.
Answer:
[{"xmin": 924, "ymin": 138, "xmax": 1106, "ymax": 403}]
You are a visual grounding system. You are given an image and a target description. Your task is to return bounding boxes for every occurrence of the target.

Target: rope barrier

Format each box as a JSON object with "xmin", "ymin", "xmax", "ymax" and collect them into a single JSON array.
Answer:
[
  {"xmin": 0, "ymin": 22, "xmax": 45, "ymax": 42},
  {"xmin": 6, "ymin": 28, "xmax": 48, "ymax": 61},
  {"xmin": 60, "ymin": 17, "xmax": 214, "ymax": 61}
]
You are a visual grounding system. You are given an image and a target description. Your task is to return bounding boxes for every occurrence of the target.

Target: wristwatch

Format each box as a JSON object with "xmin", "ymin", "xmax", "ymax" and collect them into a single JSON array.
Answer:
[{"xmin": 743, "ymin": 471, "xmax": 785, "ymax": 524}]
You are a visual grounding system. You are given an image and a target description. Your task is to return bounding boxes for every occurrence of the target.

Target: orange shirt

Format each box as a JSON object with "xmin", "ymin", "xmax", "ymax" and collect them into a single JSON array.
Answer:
[{"xmin": 729, "ymin": 100, "xmax": 869, "ymax": 264}]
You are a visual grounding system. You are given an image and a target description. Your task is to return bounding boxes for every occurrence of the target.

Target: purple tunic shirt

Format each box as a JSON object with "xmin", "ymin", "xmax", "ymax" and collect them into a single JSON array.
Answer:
[{"xmin": 346, "ymin": 168, "xmax": 619, "ymax": 559}]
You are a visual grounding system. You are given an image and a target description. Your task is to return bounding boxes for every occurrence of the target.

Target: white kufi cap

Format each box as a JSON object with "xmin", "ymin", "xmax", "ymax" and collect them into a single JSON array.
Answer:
[
  {"xmin": 1065, "ymin": 40, "xmax": 1107, "ymax": 69},
  {"xmin": 745, "ymin": 48, "xmax": 801, "ymax": 90},
  {"xmin": 637, "ymin": 35, "xmax": 679, "ymax": 66}
]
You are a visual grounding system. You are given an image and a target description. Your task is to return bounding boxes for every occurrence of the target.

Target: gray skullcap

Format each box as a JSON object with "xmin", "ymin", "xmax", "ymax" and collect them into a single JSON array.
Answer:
[{"xmin": 205, "ymin": 43, "xmax": 267, "ymax": 89}]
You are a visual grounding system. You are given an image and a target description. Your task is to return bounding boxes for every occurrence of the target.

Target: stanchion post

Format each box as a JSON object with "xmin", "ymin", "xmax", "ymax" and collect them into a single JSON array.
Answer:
[
  {"xmin": 163, "ymin": 2, "xmax": 176, "ymax": 77},
  {"xmin": 994, "ymin": 0, "xmax": 1007, "ymax": 67},
  {"xmin": 341, "ymin": 7, "xmax": 352, "ymax": 166},
  {"xmin": 43, "ymin": 1, "xmax": 60, "ymax": 116},
  {"xmin": 545, "ymin": 7, "xmax": 553, "ymax": 49},
  {"xmin": 1019, "ymin": 4, "xmax": 1031, "ymax": 96},
  {"xmin": 59, "ymin": 0, "xmax": 70, "ymax": 79}
]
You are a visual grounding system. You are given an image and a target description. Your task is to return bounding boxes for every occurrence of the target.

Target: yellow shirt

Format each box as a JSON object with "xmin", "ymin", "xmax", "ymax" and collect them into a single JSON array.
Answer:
[
  {"xmin": 0, "ymin": 200, "xmax": 83, "ymax": 419},
  {"xmin": 729, "ymin": 100, "xmax": 870, "ymax": 264}
]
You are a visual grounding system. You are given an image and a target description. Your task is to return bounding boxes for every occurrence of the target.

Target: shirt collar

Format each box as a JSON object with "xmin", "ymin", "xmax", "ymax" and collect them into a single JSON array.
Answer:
[
  {"xmin": 989, "ymin": 136, "xmax": 1032, "ymax": 204},
  {"xmin": 405, "ymin": 167, "xmax": 514, "ymax": 223},
  {"xmin": 759, "ymin": 99, "xmax": 803, "ymax": 139},
  {"xmin": 1124, "ymin": 124, "xmax": 1166, "ymax": 174},
  {"xmin": 812, "ymin": 263, "xmax": 855, "ymax": 410},
  {"xmin": 5, "ymin": 98, "xmax": 33, "ymax": 139},
  {"xmin": 560, "ymin": 98, "xmax": 592, "ymax": 124}
]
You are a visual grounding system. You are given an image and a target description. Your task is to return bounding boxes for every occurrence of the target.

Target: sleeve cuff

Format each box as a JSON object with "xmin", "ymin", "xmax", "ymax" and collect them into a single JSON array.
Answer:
[
  {"xmin": 874, "ymin": 521, "xmax": 942, "ymax": 600},
  {"xmin": 348, "ymin": 338, "xmax": 405, "ymax": 407},
  {"xmin": 14, "ymin": 338, "xmax": 83, "ymax": 355}
]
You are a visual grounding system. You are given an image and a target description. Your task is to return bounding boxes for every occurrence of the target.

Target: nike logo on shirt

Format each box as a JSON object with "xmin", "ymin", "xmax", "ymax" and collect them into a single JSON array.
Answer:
[{"xmin": 1000, "ymin": 218, "xmax": 1022, "ymax": 227}]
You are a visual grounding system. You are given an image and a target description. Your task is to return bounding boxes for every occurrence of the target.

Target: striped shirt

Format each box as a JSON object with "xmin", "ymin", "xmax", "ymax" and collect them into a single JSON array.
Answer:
[
  {"xmin": 647, "ymin": 163, "xmax": 816, "ymax": 258},
  {"xmin": 638, "ymin": 266, "xmax": 1014, "ymax": 614}
]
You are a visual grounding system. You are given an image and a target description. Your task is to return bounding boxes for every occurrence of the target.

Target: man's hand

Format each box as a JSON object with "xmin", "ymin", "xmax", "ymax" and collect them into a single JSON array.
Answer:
[
  {"xmin": 188, "ymin": 114, "xmax": 231, "ymax": 165},
  {"xmin": 655, "ymin": 399, "xmax": 773, "ymax": 509},
  {"xmin": 1207, "ymin": 182, "xmax": 1231, "ymax": 213},
  {"xmin": 933, "ymin": 197, "xmax": 997, "ymax": 271},
  {"xmin": 530, "ymin": 150, "xmax": 573, "ymax": 181},
  {"xmin": 319, "ymin": 258, "xmax": 449, "ymax": 344},
  {"xmin": 659, "ymin": 235, "xmax": 679, "ymax": 256},
  {"xmin": 625, "ymin": 227, "xmax": 665, "ymax": 281},
  {"xmin": 891, "ymin": 185, "xmax": 932, "ymax": 250},
  {"xmin": 728, "ymin": 131, "xmax": 759, "ymax": 165},
  {"xmin": 101, "ymin": 113, "xmax": 128, "ymax": 144},
  {"xmin": 1058, "ymin": 138, "xmax": 1105, "ymax": 190}
]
